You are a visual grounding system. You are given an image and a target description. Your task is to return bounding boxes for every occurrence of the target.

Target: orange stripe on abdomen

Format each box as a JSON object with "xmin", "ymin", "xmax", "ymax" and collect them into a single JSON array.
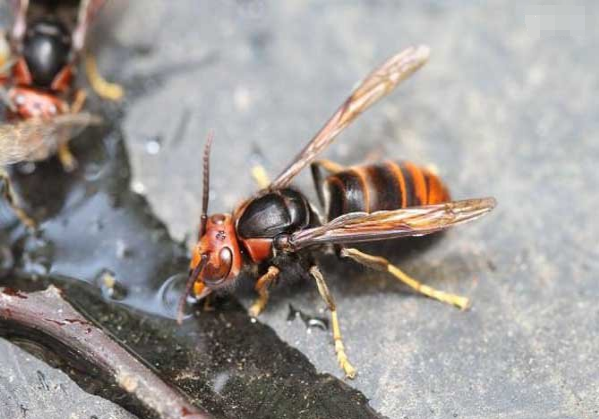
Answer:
[
  {"xmin": 422, "ymin": 168, "xmax": 451, "ymax": 204},
  {"xmin": 402, "ymin": 161, "xmax": 427, "ymax": 206}
]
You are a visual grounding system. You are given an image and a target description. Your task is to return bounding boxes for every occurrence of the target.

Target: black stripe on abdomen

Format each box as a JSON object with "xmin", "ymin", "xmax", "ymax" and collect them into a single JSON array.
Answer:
[
  {"xmin": 365, "ymin": 164, "xmax": 402, "ymax": 210},
  {"xmin": 398, "ymin": 162, "xmax": 417, "ymax": 207},
  {"xmin": 325, "ymin": 172, "xmax": 366, "ymax": 220}
]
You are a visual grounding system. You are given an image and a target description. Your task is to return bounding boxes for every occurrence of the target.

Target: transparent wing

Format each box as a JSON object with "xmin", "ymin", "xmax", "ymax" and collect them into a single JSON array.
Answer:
[
  {"xmin": 267, "ymin": 45, "xmax": 430, "ymax": 190},
  {"xmin": 8, "ymin": 0, "xmax": 29, "ymax": 46},
  {"xmin": 289, "ymin": 197, "xmax": 496, "ymax": 250},
  {"xmin": 72, "ymin": 0, "xmax": 107, "ymax": 53},
  {"xmin": 0, "ymin": 112, "xmax": 102, "ymax": 165}
]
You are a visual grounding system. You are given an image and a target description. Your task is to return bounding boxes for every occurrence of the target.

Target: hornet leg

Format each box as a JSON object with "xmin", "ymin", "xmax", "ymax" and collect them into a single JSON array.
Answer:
[
  {"xmin": 248, "ymin": 266, "xmax": 280, "ymax": 317},
  {"xmin": 57, "ymin": 90, "xmax": 88, "ymax": 172},
  {"xmin": 0, "ymin": 31, "xmax": 11, "ymax": 75},
  {"xmin": 85, "ymin": 54, "xmax": 124, "ymax": 101},
  {"xmin": 251, "ymin": 164, "xmax": 270, "ymax": 189},
  {"xmin": 310, "ymin": 265, "xmax": 357, "ymax": 379},
  {"xmin": 341, "ymin": 247, "xmax": 469, "ymax": 309},
  {"xmin": 70, "ymin": 88, "xmax": 88, "ymax": 114},
  {"xmin": 0, "ymin": 168, "xmax": 36, "ymax": 229},
  {"xmin": 57, "ymin": 141, "xmax": 78, "ymax": 172},
  {"xmin": 249, "ymin": 147, "xmax": 271, "ymax": 189}
]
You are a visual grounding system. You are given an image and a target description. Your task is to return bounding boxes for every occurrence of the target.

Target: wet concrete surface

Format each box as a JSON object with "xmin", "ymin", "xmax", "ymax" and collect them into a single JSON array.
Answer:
[{"xmin": 2, "ymin": 1, "xmax": 599, "ymax": 418}]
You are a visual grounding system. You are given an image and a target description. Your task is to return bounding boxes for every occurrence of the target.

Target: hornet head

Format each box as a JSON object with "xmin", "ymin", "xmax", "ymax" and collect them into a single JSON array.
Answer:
[{"xmin": 177, "ymin": 133, "xmax": 242, "ymax": 323}]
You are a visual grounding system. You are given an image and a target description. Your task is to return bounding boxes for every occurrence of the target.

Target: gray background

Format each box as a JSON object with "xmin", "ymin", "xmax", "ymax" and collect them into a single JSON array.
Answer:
[{"xmin": 2, "ymin": 1, "xmax": 599, "ymax": 418}]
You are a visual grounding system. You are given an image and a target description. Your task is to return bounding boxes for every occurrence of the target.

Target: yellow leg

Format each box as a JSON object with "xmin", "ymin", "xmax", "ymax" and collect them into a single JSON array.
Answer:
[
  {"xmin": 70, "ymin": 89, "xmax": 88, "ymax": 113},
  {"xmin": 0, "ymin": 31, "xmax": 11, "ymax": 74},
  {"xmin": 251, "ymin": 165, "xmax": 271, "ymax": 189},
  {"xmin": 57, "ymin": 143, "xmax": 77, "ymax": 172},
  {"xmin": 310, "ymin": 265, "xmax": 357, "ymax": 379},
  {"xmin": 0, "ymin": 168, "xmax": 36, "ymax": 229},
  {"xmin": 341, "ymin": 248, "xmax": 469, "ymax": 310},
  {"xmin": 248, "ymin": 266, "xmax": 280, "ymax": 317},
  {"xmin": 85, "ymin": 54, "xmax": 124, "ymax": 101},
  {"xmin": 57, "ymin": 89, "xmax": 89, "ymax": 172}
]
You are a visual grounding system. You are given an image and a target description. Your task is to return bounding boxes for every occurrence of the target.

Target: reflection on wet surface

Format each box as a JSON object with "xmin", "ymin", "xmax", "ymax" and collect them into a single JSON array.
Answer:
[
  {"xmin": 287, "ymin": 304, "xmax": 329, "ymax": 331},
  {"xmin": 0, "ymin": 119, "xmax": 383, "ymax": 418}
]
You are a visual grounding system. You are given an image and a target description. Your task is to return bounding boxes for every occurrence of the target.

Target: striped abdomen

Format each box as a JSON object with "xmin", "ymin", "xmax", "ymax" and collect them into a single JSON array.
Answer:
[{"xmin": 321, "ymin": 161, "xmax": 450, "ymax": 221}]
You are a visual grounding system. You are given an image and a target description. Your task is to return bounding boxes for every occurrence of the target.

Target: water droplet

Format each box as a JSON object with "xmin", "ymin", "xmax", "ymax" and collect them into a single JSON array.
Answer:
[
  {"xmin": 145, "ymin": 137, "xmax": 162, "ymax": 155},
  {"xmin": 132, "ymin": 181, "xmax": 146, "ymax": 194},
  {"xmin": 306, "ymin": 318, "xmax": 327, "ymax": 330},
  {"xmin": 287, "ymin": 304, "xmax": 328, "ymax": 331},
  {"xmin": 157, "ymin": 273, "xmax": 196, "ymax": 319}
]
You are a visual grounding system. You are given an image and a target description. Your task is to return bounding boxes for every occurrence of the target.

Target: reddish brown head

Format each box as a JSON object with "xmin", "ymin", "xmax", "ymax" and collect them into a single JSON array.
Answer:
[
  {"xmin": 177, "ymin": 134, "xmax": 243, "ymax": 323},
  {"xmin": 189, "ymin": 213, "xmax": 242, "ymax": 292}
]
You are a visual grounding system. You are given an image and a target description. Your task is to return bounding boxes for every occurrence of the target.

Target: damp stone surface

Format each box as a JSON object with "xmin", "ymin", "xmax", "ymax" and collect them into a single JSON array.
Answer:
[{"xmin": 1, "ymin": 2, "xmax": 599, "ymax": 419}]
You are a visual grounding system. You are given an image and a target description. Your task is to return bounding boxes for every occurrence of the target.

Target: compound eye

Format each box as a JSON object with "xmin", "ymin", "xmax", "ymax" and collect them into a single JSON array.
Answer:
[
  {"xmin": 217, "ymin": 247, "xmax": 233, "ymax": 277},
  {"xmin": 203, "ymin": 247, "xmax": 233, "ymax": 286}
]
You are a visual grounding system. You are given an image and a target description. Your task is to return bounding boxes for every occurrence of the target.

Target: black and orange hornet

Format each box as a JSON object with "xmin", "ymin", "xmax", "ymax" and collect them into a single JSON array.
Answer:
[
  {"xmin": 179, "ymin": 46, "xmax": 496, "ymax": 378},
  {"xmin": 0, "ymin": 0, "xmax": 120, "ymax": 228}
]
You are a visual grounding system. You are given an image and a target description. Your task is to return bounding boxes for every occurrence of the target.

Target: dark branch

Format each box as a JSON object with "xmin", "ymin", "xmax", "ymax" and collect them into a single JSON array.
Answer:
[{"xmin": 0, "ymin": 286, "xmax": 211, "ymax": 419}]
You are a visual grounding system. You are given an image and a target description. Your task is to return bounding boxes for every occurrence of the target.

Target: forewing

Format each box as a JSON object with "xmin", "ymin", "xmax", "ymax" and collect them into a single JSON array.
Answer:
[
  {"xmin": 72, "ymin": 0, "xmax": 107, "ymax": 53},
  {"xmin": 0, "ymin": 112, "xmax": 102, "ymax": 165},
  {"xmin": 8, "ymin": 0, "xmax": 29, "ymax": 46},
  {"xmin": 267, "ymin": 45, "xmax": 430, "ymax": 190},
  {"xmin": 289, "ymin": 197, "xmax": 496, "ymax": 249}
]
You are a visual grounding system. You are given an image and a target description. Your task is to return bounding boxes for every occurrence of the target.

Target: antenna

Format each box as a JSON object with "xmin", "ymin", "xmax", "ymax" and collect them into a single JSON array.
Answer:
[
  {"xmin": 198, "ymin": 131, "xmax": 214, "ymax": 238},
  {"xmin": 177, "ymin": 254, "xmax": 209, "ymax": 325}
]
